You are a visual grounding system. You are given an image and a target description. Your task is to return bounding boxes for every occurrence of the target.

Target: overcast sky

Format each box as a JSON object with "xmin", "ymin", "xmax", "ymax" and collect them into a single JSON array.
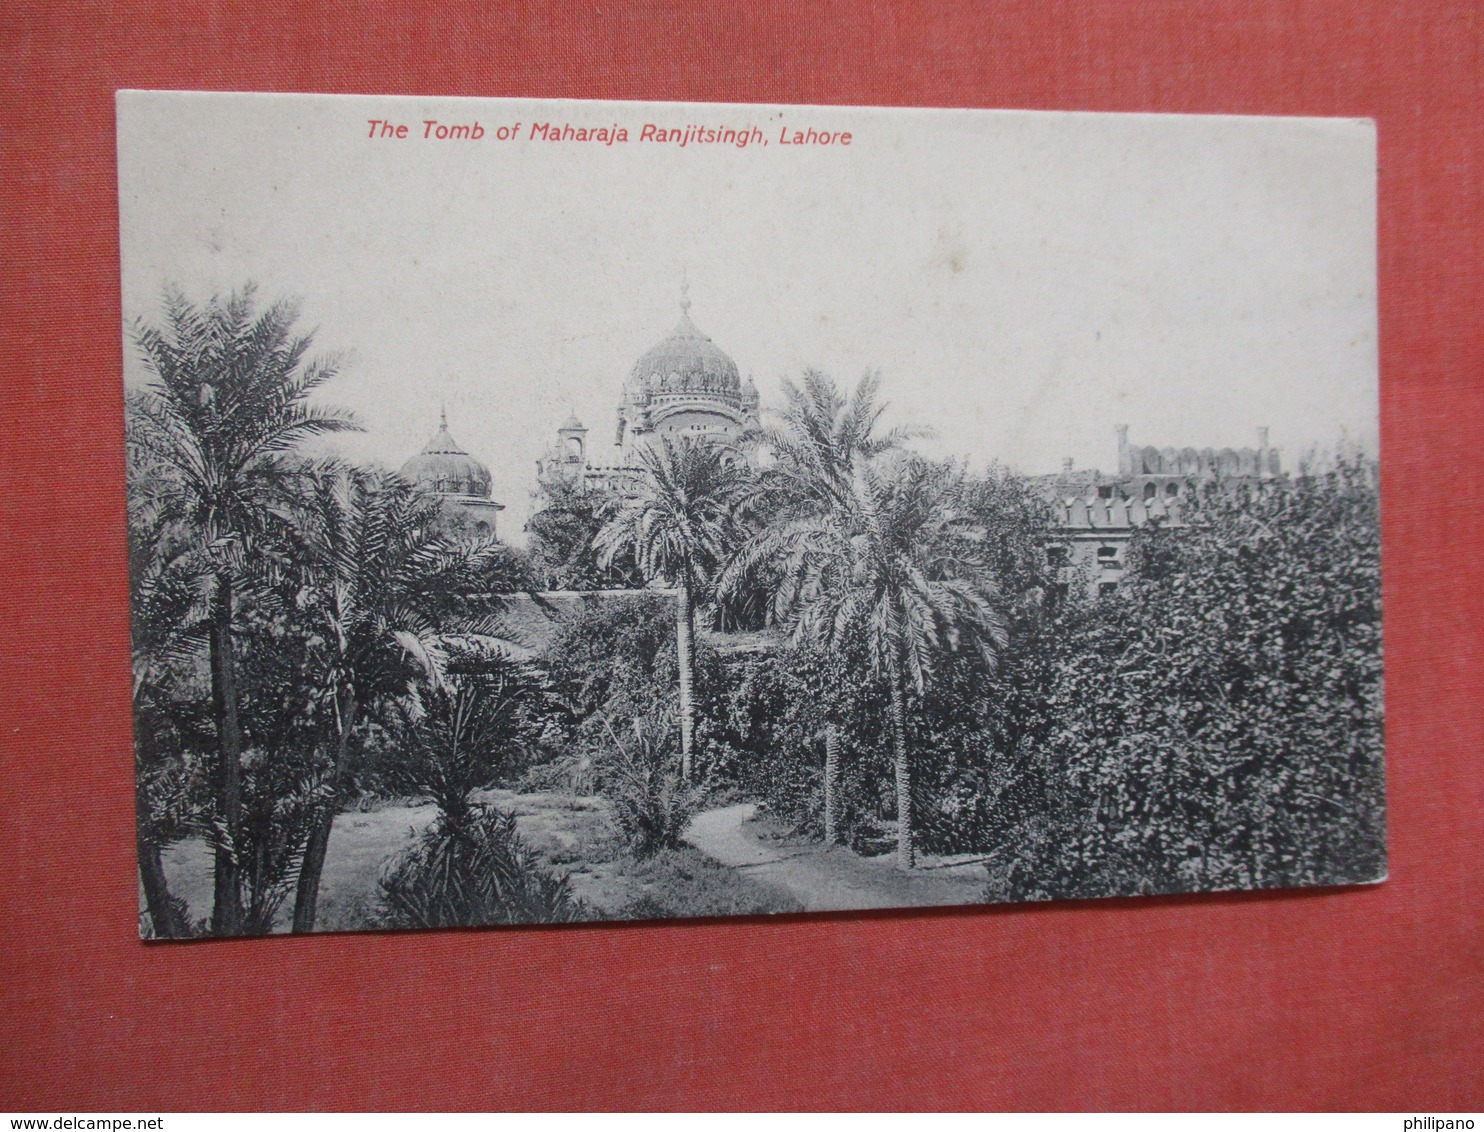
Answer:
[{"xmin": 118, "ymin": 92, "xmax": 1377, "ymax": 541}]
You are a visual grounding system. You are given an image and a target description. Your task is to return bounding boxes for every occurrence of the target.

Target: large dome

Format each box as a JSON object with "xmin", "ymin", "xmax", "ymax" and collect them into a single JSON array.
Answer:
[
  {"xmin": 629, "ymin": 301, "xmax": 741, "ymax": 394},
  {"xmin": 400, "ymin": 413, "xmax": 492, "ymax": 498}
]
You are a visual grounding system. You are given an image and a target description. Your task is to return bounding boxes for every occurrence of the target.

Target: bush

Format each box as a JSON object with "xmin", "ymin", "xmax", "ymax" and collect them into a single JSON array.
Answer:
[
  {"xmin": 384, "ymin": 646, "xmax": 559, "ymax": 820},
  {"xmin": 608, "ymin": 847, "xmax": 804, "ymax": 920},
  {"xmin": 378, "ymin": 805, "xmax": 583, "ymax": 928},
  {"xmin": 697, "ymin": 643, "xmax": 892, "ymax": 844},
  {"xmin": 594, "ymin": 711, "xmax": 701, "ymax": 856},
  {"xmin": 540, "ymin": 592, "xmax": 678, "ymax": 723}
]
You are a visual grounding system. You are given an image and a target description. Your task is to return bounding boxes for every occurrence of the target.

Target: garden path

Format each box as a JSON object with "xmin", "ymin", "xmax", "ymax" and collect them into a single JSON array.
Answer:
[{"xmin": 682, "ymin": 803, "xmax": 990, "ymax": 913}]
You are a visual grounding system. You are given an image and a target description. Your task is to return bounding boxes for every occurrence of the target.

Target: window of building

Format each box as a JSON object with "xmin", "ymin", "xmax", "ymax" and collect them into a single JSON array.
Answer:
[
  {"xmin": 1097, "ymin": 484, "xmax": 1113, "ymax": 499},
  {"xmin": 1143, "ymin": 482, "xmax": 1156, "ymax": 502},
  {"xmin": 1046, "ymin": 546, "xmax": 1069, "ymax": 567},
  {"xmin": 1166, "ymin": 482, "xmax": 1180, "ymax": 497},
  {"xmin": 1097, "ymin": 546, "xmax": 1119, "ymax": 569}
]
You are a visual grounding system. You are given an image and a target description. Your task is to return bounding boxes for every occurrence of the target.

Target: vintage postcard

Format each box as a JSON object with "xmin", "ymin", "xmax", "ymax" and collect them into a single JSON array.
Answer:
[{"xmin": 118, "ymin": 92, "xmax": 1382, "ymax": 937}]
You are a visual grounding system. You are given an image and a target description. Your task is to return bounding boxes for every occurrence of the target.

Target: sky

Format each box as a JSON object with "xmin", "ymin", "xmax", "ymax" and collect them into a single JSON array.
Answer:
[{"xmin": 117, "ymin": 92, "xmax": 1378, "ymax": 541}]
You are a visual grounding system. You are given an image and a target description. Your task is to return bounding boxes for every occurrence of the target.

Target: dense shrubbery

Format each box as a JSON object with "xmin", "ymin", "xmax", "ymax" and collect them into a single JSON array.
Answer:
[
  {"xmin": 988, "ymin": 458, "xmax": 1385, "ymax": 901},
  {"xmin": 697, "ymin": 642, "xmax": 889, "ymax": 842},
  {"xmin": 525, "ymin": 598, "xmax": 703, "ymax": 856},
  {"xmin": 699, "ymin": 608, "xmax": 1053, "ymax": 857},
  {"xmin": 541, "ymin": 593, "xmax": 677, "ymax": 724},
  {"xmin": 697, "ymin": 462, "xmax": 1057, "ymax": 858},
  {"xmin": 385, "ymin": 645, "xmax": 559, "ymax": 821},
  {"xmin": 371, "ymin": 640, "xmax": 581, "ymax": 924},
  {"xmin": 712, "ymin": 454, "xmax": 1384, "ymax": 896},
  {"xmin": 526, "ymin": 476, "xmax": 636, "ymax": 590}
]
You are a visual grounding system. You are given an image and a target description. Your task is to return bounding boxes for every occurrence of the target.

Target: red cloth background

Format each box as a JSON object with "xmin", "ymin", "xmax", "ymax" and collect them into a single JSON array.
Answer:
[{"xmin": 1, "ymin": 1, "xmax": 1479, "ymax": 1112}]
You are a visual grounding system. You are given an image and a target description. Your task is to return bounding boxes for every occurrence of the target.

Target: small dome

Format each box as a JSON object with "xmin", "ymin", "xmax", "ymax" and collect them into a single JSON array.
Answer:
[
  {"xmin": 400, "ymin": 412, "xmax": 492, "ymax": 499},
  {"xmin": 630, "ymin": 295, "xmax": 740, "ymax": 395},
  {"xmin": 560, "ymin": 412, "xmax": 586, "ymax": 432}
]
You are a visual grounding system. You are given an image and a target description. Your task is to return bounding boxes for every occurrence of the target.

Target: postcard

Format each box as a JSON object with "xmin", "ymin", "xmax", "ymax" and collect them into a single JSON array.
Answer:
[{"xmin": 118, "ymin": 91, "xmax": 1382, "ymax": 936}]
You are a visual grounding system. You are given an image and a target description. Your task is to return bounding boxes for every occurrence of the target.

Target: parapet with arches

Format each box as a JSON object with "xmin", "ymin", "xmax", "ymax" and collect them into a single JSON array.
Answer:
[{"xmin": 1035, "ymin": 426, "xmax": 1279, "ymax": 600}]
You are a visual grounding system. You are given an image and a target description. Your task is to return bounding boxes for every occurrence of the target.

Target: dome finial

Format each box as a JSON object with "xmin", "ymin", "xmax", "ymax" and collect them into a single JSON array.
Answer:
[
  {"xmin": 680, "ymin": 268, "xmax": 691, "ymax": 316},
  {"xmin": 439, "ymin": 402, "xmax": 448, "ymax": 430}
]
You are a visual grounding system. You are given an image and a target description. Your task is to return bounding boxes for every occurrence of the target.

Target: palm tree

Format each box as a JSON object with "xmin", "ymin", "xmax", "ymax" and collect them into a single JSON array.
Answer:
[
  {"xmin": 722, "ymin": 369, "xmax": 919, "ymax": 844},
  {"xmin": 376, "ymin": 634, "xmax": 572, "ymax": 929},
  {"xmin": 288, "ymin": 465, "xmax": 517, "ymax": 932},
  {"xmin": 753, "ymin": 368, "xmax": 922, "ymax": 517},
  {"xmin": 762, "ymin": 459, "xmax": 1007, "ymax": 869},
  {"xmin": 125, "ymin": 478, "xmax": 206, "ymax": 937},
  {"xmin": 594, "ymin": 436, "xmax": 748, "ymax": 779},
  {"xmin": 386, "ymin": 638, "xmax": 550, "ymax": 831},
  {"xmin": 129, "ymin": 286, "xmax": 357, "ymax": 934}
]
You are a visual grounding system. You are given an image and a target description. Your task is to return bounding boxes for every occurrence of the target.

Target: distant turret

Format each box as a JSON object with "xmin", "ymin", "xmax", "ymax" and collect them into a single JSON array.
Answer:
[{"xmin": 558, "ymin": 413, "xmax": 588, "ymax": 466}]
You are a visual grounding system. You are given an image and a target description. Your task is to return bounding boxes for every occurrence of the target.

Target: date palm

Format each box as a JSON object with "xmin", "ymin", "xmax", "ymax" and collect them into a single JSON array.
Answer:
[
  {"xmin": 288, "ymin": 464, "xmax": 520, "ymax": 931},
  {"xmin": 754, "ymin": 368, "xmax": 921, "ymax": 516},
  {"xmin": 130, "ymin": 286, "xmax": 357, "ymax": 933},
  {"xmin": 125, "ymin": 479, "xmax": 207, "ymax": 937},
  {"xmin": 594, "ymin": 436, "xmax": 748, "ymax": 779},
  {"xmin": 723, "ymin": 369, "xmax": 920, "ymax": 844},
  {"xmin": 764, "ymin": 459, "xmax": 1006, "ymax": 869}
]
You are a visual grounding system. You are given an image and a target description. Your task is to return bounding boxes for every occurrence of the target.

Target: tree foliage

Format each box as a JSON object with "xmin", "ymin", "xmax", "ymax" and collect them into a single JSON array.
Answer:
[
  {"xmin": 539, "ymin": 593, "xmax": 678, "ymax": 726},
  {"xmin": 725, "ymin": 370, "xmax": 1007, "ymax": 867},
  {"xmin": 991, "ymin": 458, "xmax": 1385, "ymax": 900},
  {"xmin": 592, "ymin": 710, "xmax": 702, "ymax": 856},
  {"xmin": 285, "ymin": 463, "xmax": 523, "ymax": 930},
  {"xmin": 526, "ymin": 475, "xmax": 634, "ymax": 590},
  {"xmin": 376, "ymin": 639, "xmax": 575, "ymax": 927},
  {"xmin": 595, "ymin": 436, "xmax": 752, "ymax": 777},
  {"xmin": 129, "ymin": 286, "xmax": 357, "ymax": 545},
  {"xmin": 386, "ymin": 641, "xmax": 559, "ymax": 825}
]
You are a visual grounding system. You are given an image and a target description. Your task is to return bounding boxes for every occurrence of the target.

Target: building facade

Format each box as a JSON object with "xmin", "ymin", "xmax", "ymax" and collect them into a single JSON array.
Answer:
[{"xmin": 1037, "ymin": 425, "xmax": 1280, "ymax": 596}]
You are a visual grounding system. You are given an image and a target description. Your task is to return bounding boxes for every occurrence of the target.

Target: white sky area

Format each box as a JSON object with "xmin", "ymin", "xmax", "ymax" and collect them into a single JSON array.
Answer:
[{"xmin": 118, "ymin": 92, "xmax": 1378, "ymax": 543}]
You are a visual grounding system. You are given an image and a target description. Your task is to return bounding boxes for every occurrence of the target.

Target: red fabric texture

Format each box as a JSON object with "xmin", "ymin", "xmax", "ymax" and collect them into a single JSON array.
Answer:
[{"xmin": 1, "ymin": 1, "xmax": 1479, "ymax": 1112}]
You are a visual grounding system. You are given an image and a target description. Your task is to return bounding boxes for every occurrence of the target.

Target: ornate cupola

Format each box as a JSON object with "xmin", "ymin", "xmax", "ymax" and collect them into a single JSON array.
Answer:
[
  {"xmin": 628, "ymin": 284, "xmax": 743, "ymax": 397},
  {"xmin": 400, "ymin": 409, "xmax": 503, "ymax": 539},
  {"xmin": 616, "ymin": 283, "xmax": 749, "ymax": 456},
  {"xmin": 400, "ymin": 409, "xmax": 494, "ymax": 499},
  {"xmin": 557, "ymin": 412, "xmax": 588, "ymax": 465}
]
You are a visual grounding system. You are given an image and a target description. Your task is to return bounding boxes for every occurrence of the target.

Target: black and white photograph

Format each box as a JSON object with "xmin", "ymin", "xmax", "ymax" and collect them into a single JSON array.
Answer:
[{"xmin": 119, "ymin": 92, "xmax": 1383, "ymax": 937}]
